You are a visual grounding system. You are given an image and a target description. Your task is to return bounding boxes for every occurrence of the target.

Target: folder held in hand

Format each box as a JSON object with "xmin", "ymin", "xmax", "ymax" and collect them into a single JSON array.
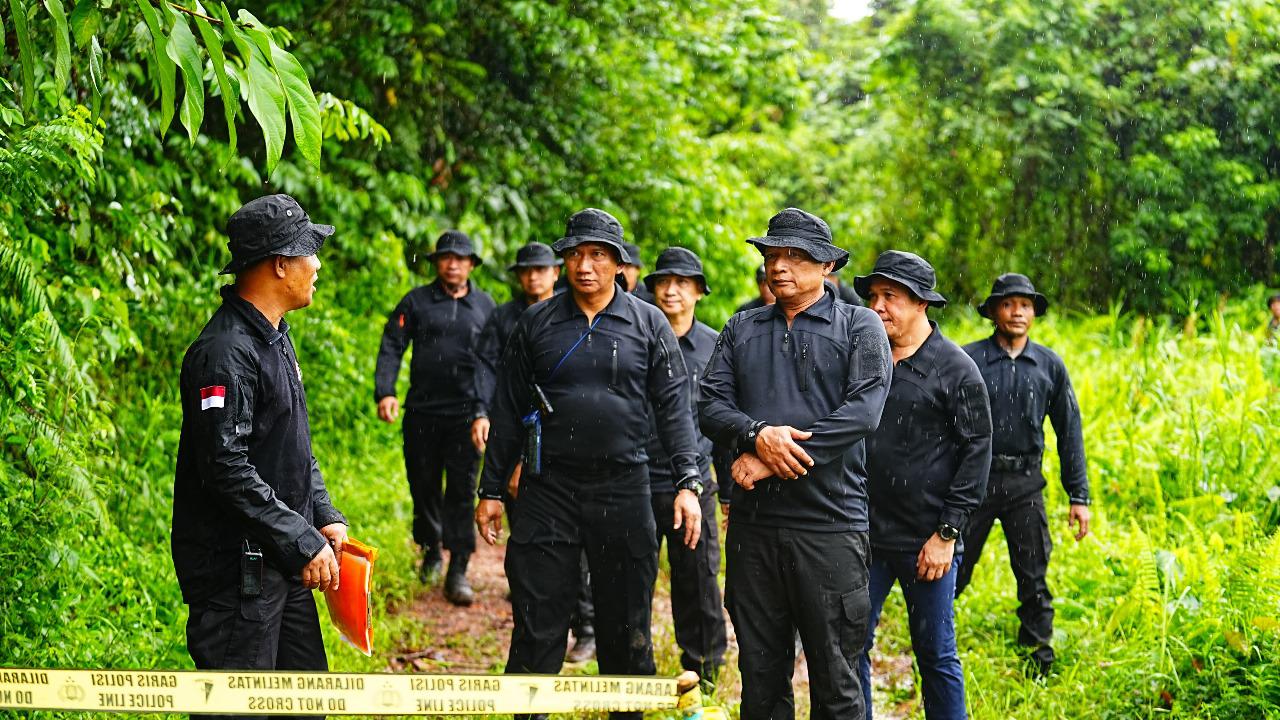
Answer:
[{"xmin": 323, "ymin": 536, "xmax": 378, "ymax": 656}]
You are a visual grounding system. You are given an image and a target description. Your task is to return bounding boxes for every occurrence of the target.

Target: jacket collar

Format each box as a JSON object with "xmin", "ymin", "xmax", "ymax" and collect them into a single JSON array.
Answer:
[
  {"xmin": 981, "ymin": 333, "xmax": 1041, "ymax": 365},
  {"xmin": 220, "ymin": 286, "xmax": 288, "ymax": 345},
  {"xmin": 895, "ymin": 320, "xmax": 944, "ymax": 378},
  {"xmin": 549, "ymin": 286, "xmax": 635, "ymax": 325},
  {"xmin": 755, "ymin": 287, "xmax": 837, "ymax": 325},
  {"xmin": 427, "ymin": 277, "xmax": 477, "ymax": 302}
]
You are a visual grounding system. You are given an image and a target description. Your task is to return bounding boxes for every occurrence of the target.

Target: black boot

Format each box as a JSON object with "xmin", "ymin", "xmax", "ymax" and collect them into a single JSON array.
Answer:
[
  {"xmin": 418, "ymin": 546, "xmax": 442, "ymax": 585},
  {"xmin": 444, "ymin": 552, "xmax": 474, "ymax": 606},
  {"xmin": 565, "ymin": 627, "xmax": 596, "ymax": 663}
]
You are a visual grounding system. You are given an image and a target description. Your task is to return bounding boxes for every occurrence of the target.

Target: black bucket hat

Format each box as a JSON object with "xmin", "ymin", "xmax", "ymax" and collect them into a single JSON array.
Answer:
[
  {"xmin": 747, "ymin": 208, "xmax": 849, "ymax": 272},
  {"xmin": 978, "ymin": 273, "xmax": 1049, "ymax": 318},
  {"xmin": 622, "ymin": 243, "xmax": 644, "ymax": 268},
  {"xmin": 643, "ymin": 247, "xmax": 711, "ymax": 295},
  {"xmin": 220, "ymin": 194, "xmax": 334, "ymax": 275},
  {"xmin": 551, "ymin": 208, "xmax": 632, "ymax": 264},
  {"xmin": 427, "ymin": 230, "xmax": 483, "ymax": 266},
  {"xmin": 854, "ymin": 250, "xmax": 947, "ymax": 307},
  {"xmin": 507, "ymin": 242, "xmax": 562, "ymax": 272}
]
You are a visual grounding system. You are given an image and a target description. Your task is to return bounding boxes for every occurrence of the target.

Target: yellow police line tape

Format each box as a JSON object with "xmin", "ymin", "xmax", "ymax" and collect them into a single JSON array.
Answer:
[{"xmin": 0, "ymin": 668, "xmax": 706, "ymax": 715}]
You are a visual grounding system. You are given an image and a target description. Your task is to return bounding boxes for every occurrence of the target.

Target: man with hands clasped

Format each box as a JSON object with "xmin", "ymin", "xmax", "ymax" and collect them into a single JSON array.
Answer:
[{"xmin": 699, "ymin": 208, "xmax": 892, "ymax": 720}]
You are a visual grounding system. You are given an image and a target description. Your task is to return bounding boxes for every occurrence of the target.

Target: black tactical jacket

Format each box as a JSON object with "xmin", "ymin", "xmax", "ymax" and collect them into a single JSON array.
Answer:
[{"xmin": 173, "ymin": 287, "xmax": 345, "ymax": 605}]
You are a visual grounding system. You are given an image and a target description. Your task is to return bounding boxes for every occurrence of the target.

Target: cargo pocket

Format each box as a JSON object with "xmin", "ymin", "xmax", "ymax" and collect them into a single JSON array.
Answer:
[
  {"xmin": 837, "ymin": 587, "xmax": 870, "ymax": 665},
  {"xmin": 219, "ymin": 595, "xmax": 269, "ymax": 668}
]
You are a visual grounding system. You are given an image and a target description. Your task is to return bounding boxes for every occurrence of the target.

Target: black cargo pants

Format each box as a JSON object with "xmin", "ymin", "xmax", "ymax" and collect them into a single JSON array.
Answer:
[
  {"xmin": 185, "ymin": 565, "xmax": 327, "ymax": 720},
  {"xmin": 725, "ymin": 524, "xmax": 871, "ymax": 720},
  {"xmin": 651, "ymin": 488, "xmax": 727, "ymax": 681},
  {"xmin": 955, "ymin": 468, "xmax": 1055, "ymax": 666},
  {"xmin": 402, "ymin": 410, "xmax": 478, "ymax": 558},
  {"xmin": 504, "ymin": 462, "xmax": 658, "ymax": 720}
]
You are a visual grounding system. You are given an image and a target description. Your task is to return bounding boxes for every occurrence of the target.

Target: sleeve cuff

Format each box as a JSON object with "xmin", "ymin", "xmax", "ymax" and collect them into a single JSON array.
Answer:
[
  {"xmin": 313, "ymin": 506, "xmax": 346, "ymax": 529},
  {"xmin": 938, "ymin": 508, "xmax": 969, "ymax": 534}
]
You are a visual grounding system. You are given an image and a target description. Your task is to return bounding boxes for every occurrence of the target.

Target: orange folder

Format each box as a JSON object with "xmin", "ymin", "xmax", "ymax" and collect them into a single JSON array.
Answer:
[{"xmin": 324, "ymin": 536, "xmax": 379, "ymax": 656}]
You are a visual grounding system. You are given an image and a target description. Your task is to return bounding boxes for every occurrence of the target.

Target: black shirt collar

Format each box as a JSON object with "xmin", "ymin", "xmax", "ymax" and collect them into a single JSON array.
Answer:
[
  {"xmin": 549, "ymin": 287, "xmax": 635, "ymax": 325},
  {"xmin": 981, "ymin": 334, "xmax": 1040, "ymax": 365},
  {"xmin": 428, "ymin": 278, "xmax": 478, "ymax": 302},
  {"xmin": 220, "ymin": 286, "xmax": 287, "ymax": 345},
  {"xmin": 756, "ymin": 287, "xmax": 837, "ymax": 325},
  {"xmin": 896, "ymin": 321, "xmax": 944, "ymax": 378}
]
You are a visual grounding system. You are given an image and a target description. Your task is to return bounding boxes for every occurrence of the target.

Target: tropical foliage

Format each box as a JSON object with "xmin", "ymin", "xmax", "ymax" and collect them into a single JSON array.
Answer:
[{"xmin": 4, "ymin": 0, "xmax": 1280, "ymax": 717}]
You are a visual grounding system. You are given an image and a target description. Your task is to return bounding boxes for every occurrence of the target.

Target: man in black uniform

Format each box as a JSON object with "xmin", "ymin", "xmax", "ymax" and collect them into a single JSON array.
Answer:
[
  {"xmin": 375, "ymin": 230, "xmax": 495, "ymax": 605},
  {"xmin": 643, "ymin": 247, "xmax": 728, "ymax": 688},
  {"xmin": 956, "ymin": 273, "xmax": 1090, "ymax": 676},
  {"xmin": 699, "ymin": 208, "xmax": 892, "ymax": 720},
  {"xmin": 174, "ymin": 195, "xmax": 347, "ymax": 715},
  {"xmin": 856, "ymin": 251, "xmax": 991, "ymax": 720},
  {"xmin": 475, "ymin": 208, "xmax": 704, "ymax": 720},
  {"xmin": 734, "ymin": 264, "xmax": 775, "ymax": 315}
]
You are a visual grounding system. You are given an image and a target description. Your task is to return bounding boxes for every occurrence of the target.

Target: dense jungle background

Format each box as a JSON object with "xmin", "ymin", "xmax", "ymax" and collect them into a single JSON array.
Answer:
[{"xmin": 5, "ymin": 0, "xmax": 1280, "ymax": 717}]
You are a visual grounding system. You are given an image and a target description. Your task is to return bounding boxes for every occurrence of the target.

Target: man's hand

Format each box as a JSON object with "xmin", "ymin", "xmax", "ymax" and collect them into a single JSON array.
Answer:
[
  {"xmin": 755, "ymin": 425, "xmax": 814, "ymax": 479},
  {"xmin": 731, "ymin": 452, "xmax": 772, "ymax": 490},
  {"xmin": 470, "ymin": 417, "xmax": 490, "ymax": 453},
  {"xmin": 302, "ymin": 544, "xmax": 340, "ymax": 592},
  {"xmin": 377, "ymin": 396, "xmax": 400, "ymax": 423},
  {"xmin": 672, "ymin": 489, "xmax": 703, "ymax": 549},
  {"xmin": 916, "ymin": 533, "xmax": 955, "ymax": 582},
  {"xmin": 720, "ymin": 502, "xmax": 730, "ymax": 535},
  {"xmin": 1069, "ymin": 504, "xmax": 1091, "ymax": 541},
  {"xmin": 507, "ymin": 463, "xmax": 523, "ymax": 499},
  {"xmin": 318, "ymin": 523, "xmax": 347, "ymax": 563},
  {"xmin": 476, "ymin": 499, "xmax": 505, "ymax": 546}
]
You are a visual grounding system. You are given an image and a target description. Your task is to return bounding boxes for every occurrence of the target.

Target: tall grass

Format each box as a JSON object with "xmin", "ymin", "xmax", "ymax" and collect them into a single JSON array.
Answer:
[{"xmin": 929, "ymin": 302, "xmax": 1280, "ymax": 719}]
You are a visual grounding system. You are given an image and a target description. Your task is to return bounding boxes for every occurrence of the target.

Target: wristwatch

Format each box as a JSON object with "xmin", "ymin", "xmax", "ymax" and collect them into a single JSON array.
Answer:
[
  {"xmin": 738, "ymin": 420, "xmax": 767, "ymax": 453},
  {"xmin": 676, "ymin": 469, "xmax": 704, "ymax": 496},
  {"xmin": 937, "ymin": 523, "xmax": 960, "ymax": 542}
]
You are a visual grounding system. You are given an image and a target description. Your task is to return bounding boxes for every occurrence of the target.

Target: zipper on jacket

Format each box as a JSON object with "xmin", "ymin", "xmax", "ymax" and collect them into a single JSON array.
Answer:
[
  {"xmin": 658, "ymin": 337, "xmax": 673, "ymax": 378},
  {"xmin": 611, "ymin": 339, "xmax": 619, "ymax": 386},
  {"xmin": 800, "ymin": 342, "xmax": 810, "ymax": 391}
]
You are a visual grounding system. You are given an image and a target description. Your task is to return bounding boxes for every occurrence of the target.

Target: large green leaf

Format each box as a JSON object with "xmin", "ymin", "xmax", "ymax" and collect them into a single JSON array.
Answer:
[
  {"xmin": 134, "ymin": 0, "xmax": 176, "ymax": 136},
  {"xmin": 88, "ymin": 34, "xmax": 103, "ymax": 118},
  {"xmin": 68, "ymin": 0, "xmax": 100, "ymax": 48},
  {"xmin": 9, "ymin": 0, "xmax": 35, "ymax": 115},
  {"xmin": 244, "ymin": 45, "xmax": 287, "ymax": 174},
  {"xmin": 43, "ymin": 0, "xmax": 71, "ymax": 93},
  {"xmin": 163, "ymin": 9, "xmax": 205, "ymax": 144},
  {"xmin": 268, "ymin": 43, "xmax": 322, "ymax": 167},
  {"xmin": 192, "ymin": 13, "xmax": 237, "ymax": 157}
]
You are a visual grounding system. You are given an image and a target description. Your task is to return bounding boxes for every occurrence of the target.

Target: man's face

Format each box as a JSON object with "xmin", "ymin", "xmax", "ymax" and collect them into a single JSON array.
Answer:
[
  {"xmin": 865, "ymin": 278, "xmax": 928, "ymax": 345},
  {"xmin": 517, "ymin": 265, "xmax": 559, "ymax": 299},
  {"xmin": 563, "ymin": 242, "xmax": 621, "ymax": 295},
  {"xmin": 762, "ymin": 246, "xmax": 831, "ymax": 302},
  {"xmin": 1270, "ymin": 299, "xmax": 1280, "ymax": 319},
  {"xmin": 992, "ymin": 296, "xmax": 1035, "ymax": 339},
  {"xmin": 654, "ymin": 275, "xmax": 703, "ymax": 318},
  {"xmin": 282, "ymin": 254, "xmax": 322, "ymax": 309},
  {"xmin": 621, "ymin": 264, "xmax": 641, "ymax": 292},
  {"xmin": 434, "ymin": 253, "xmax": 474, "ymax": 287}
]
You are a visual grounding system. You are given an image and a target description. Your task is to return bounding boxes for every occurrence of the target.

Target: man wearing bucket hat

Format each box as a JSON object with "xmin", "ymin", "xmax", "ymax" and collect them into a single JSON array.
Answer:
[
  {"xmin": 956, "ymin": 273, "xmax": 1090, "ymax": 677},
  {"xmin": 643, "ymin": 247, "xmax": 728, "ymax": 688},
  {"xmin": 374, "ymin": 229, "xmax": 495, "ymax": 606},
  {"xmin": 856, "ymin": 250, "xmax": 991, "ymax": 720},
  {"xmin": 174, "ymin": 194, "xmax": 348, "ymax": 683},
  {"xmin": 699, "ymin": 208, "xmax": 892, "ymax": 719},
  {"xmin": 475, "ymin": 208, "xmax": 704, "ymax": 719}
]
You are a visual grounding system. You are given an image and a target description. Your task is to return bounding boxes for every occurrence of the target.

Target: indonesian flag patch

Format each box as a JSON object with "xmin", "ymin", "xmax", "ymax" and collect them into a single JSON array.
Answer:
[{"xmin": 200, "ymin": 385, "xmax": 226, "ymax": 410}]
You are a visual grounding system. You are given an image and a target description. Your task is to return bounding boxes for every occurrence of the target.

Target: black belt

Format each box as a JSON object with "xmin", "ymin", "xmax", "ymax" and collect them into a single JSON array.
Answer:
[{"xmin": 991, "ymin": 454, "xmax": 1040, "ymax": 472}]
